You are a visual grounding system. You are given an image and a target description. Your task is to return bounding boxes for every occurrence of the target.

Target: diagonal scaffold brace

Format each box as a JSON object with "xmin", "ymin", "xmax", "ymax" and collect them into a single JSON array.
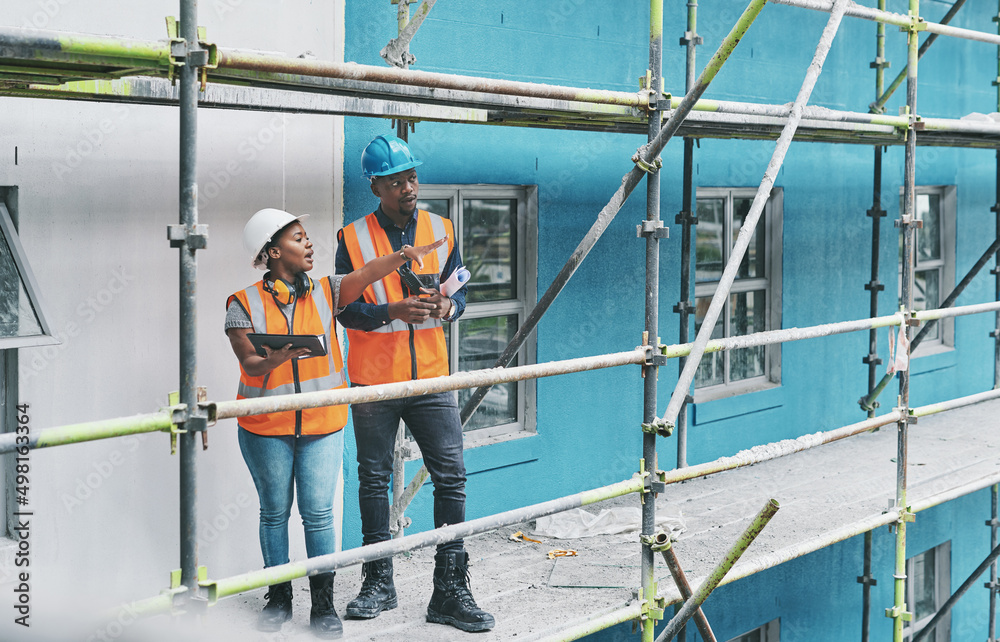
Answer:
[
  {"xmin": 388, "ymin": 0, "xmax": 771, "ymax": 533},
  {"xmin": 658, "ymin": 0, "xmax": 851, "ymax": 434},
  {"xmin": 654, "ymin": 499, "xmax": 780, "ymax": 642},
  {"xmin": 650, "ymin": 531, "xmax": 717, "ymax": 642}
]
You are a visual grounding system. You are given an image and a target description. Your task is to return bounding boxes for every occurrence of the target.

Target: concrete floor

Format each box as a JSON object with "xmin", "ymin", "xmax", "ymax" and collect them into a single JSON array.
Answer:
[{"xmin": 118, "ymin": 396, "xmax": 1000, "ymax": 642}]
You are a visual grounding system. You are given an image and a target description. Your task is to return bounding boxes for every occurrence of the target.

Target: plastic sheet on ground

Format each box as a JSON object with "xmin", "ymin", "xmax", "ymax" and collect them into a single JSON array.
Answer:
[{"xmin": 531, "ymin": 505, "xmax": 686, "ymax": 540}]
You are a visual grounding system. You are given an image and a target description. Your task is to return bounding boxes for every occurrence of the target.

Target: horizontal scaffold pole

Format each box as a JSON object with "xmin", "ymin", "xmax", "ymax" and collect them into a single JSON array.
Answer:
[
  {"xmin": 8, "ymin": 74, "xmax": 1000, "ymax": 143},
  {"xmin": 104, "ymin": 387, "xmax": 1000, "ymax": 627},
  {"xmin": 539, "ymin": 464, "xmax": 1000, "ymax": 642},
  {"xmin": 215, "ymin": 50, "xmax": 646, "ymax": 108},
  {"xmin": 659, "ymin": 468, "xmax": 1000, "ymax": 609},
  {"xmin": 519, "ymin": 603, "xmax": 646, "ymax": 642},
  {"xmin": 213, "ymin": 348, "xmax": 647, "ymax": 420},
  {"xmin": 771, "ymin": 0, "xmax": 1000, "ymax": 46},
  {"xmin": 660, "ymin": 411, "xmax": 901, "ymax": 485},
  {"xmin": 0, "ymin": 410, "xmax": 175, "ymax": 454},
  {"xmin": 912, "ymin": 387, "xmax": 1000, "ymax": 418},
  {"xmin": 0, "ymin": 26, "xmax": 173, "ymax": 70},
  {"xmin": 9, "ymin": 301, "xmax": 999, "ymax": 455},
  {"xmin": 204, "ymin": 476, "xmax": 645, "ymax": 603},
  {"xmin": 859, "ymin": 236, "xmax": 1000, "ymax": 412}
]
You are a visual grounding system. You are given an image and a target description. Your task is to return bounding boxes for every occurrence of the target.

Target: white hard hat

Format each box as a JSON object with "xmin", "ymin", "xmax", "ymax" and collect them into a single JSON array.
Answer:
[{"xmin": 243, "ymin": 208, "xmax": 309, "ymax": 270}]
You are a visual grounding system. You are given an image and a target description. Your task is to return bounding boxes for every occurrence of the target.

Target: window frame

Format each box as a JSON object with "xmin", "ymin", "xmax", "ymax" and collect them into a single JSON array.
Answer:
[
  {"xmin": 416, "ymin": 184, "xmax": 538, "ymax": 444},
  {"xmin": 898, "ymin": 185, "xmax": 956, "ymax": 355},
  {"xmin": 728, "ymin": 617, "xmax": 780, "ymax": 642},
  {"xmin": 693, "ymin": 187, "xmax": 783, "ymax": 402},
  {"xmin": 903, "ymin": 540, "xmax": 951, "ymax": 642},
  {"xmin": 0, "ymin": 200, "xmax": 57, "ymax": 350}
]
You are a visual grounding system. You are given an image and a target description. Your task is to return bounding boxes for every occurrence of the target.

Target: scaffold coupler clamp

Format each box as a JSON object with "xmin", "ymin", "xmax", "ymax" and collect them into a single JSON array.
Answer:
[
  {"xmin": 638, "ymin": 72, "xmax": 668, "ymax": 112},
  {"xmin": 166, "ymin": 18, "xmax": 218, "ymax": 90},
  {"xmin": 167, "ymin": 388, "xmax": 210, "ymax": 454},
  {"xmin": 640, "ymin": 331, "xmax": 668, "ymax": 366},
  {"xmin": 886, "ymin": 499, "xmax": 916, "ymax": 533},
  {"xmin": 885, "ymin": 604, "xmax": 912, "ymax": 622},
  {"xmin": 168, "ymin": 224, "xmax": 209, "ymax": 250},
  {"xmin": 902, "ymin": 12, "xmax": 927, "ymax": 34},
  {"xmin": 646, "ymin": 529, "xmax": 673, "ymax": 553},
  {"xmin": 164, "ymin": 566, "xmax": 210, "ymax": 614},
  {"xmin": 163, "ymin": 398, "xmax": 188, "ymax": 456},
  {"xmin": 679, "ymin": 30, "xmax": 703, "ymax": 48},
  {"xmin": 637, "ymin": 219, "xmax": 669, "ymax": 240},
  {"xmin": 858, "ymin": 393, "xmax": 879, "ymax": 413},
  {"xmin": 984, "ymin": 576, "xmax": 1000, "ymax": 596},
  {"xmin": 637, "ymin": 585, "xmax": 666, "ymax": 629},
  {"xmin": 643, "ymin": 417, "xmax": 673, "ymax": 438},
  {"xmin": 632, "ymin": 146, "xmax": 662, "ymax": 174},
  {"xmin": 389, "ymin": 515, "xmax": 413, "ymax": 536}
]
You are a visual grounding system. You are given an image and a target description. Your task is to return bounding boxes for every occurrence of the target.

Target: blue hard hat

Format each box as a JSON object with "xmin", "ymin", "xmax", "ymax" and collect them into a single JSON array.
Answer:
[{"xmin": 361, "ymin": 134, "xmax": 423, "ymax": 178}]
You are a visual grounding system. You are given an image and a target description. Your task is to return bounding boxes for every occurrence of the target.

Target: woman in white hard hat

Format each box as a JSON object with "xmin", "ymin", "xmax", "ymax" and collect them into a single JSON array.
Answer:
[{"xmin": 225, "ymin": 208, "xmax": 444, "ymax": 638}]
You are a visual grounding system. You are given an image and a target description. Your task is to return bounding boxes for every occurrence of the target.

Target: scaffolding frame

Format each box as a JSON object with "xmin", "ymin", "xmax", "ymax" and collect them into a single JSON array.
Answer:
[{"xmin": 2, "ymin": 1, "xmax": 1000, "ymax": 640}]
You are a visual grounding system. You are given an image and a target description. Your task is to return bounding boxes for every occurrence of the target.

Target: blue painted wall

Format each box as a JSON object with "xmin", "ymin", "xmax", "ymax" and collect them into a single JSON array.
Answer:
[{"xmin": 341, "ymin": 1, "xmax": 999, "ymax": 638}]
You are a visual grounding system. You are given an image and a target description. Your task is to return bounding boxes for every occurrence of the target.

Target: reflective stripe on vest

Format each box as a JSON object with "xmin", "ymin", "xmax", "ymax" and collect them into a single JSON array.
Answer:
[
  {"xmin": 228, "ymin": 277, "xmax": 347, "ymax": 436},
  {"xmin": 244, "ymin": 285, "xmax": 269, "ymax": 333},
  {"xmin": 342, "ymin": 210, "xmax": 454, "ymax": 384}
]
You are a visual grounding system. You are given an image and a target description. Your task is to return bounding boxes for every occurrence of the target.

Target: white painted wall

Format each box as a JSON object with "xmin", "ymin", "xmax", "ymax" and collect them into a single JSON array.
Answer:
[{"xmin": 0, "ymin": 2, "xmax": 345, "ymax": 638}]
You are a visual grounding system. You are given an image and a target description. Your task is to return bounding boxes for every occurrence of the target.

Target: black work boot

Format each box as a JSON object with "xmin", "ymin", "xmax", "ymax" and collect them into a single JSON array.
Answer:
[
  {"xmin": 345, "ymin": 557, "xmax": 397, "ymax": 619},
  {"xmin": 257, "ymin": 581, "xmax": 293, "ymax": 632},
  {"xmin": 308, "ymin": 572, "xmax": 343, "ymax": 639},
  {"xmin": 426, "ymin": 551, "xmax": 495, "ymax": 632}
]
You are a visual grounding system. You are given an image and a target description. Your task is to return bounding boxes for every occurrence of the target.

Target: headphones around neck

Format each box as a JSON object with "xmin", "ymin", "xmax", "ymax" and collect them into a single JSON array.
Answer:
[{"xmin": 264, "ymin": 272, "xmax": 314, "ymax": 306}]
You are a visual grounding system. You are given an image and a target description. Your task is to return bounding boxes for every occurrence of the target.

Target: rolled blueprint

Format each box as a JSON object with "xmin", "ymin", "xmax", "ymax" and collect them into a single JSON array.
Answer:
[{"xmin": 441, "ymin": 266, "xmax": 471, "ymax": 296}]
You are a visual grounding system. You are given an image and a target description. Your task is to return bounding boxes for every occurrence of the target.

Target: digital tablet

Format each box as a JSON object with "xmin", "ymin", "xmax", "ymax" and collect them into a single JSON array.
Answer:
[{"xmin": 247, "ymin": 333, "xmax": 328, "ymax": 358}]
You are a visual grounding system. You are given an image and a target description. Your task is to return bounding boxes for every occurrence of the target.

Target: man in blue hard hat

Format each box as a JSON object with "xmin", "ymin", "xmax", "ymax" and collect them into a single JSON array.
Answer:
[{"xmin": 336, "ymin": 133, "xmax": 494, "ymax": 633}]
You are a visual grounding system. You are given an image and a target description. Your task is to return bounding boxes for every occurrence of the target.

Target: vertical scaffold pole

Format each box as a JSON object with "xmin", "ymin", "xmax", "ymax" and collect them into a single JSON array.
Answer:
[
  {"xmin": 989, "ymin": 484, "xmax": 998, "ymax": 641},
  {"xmin": 673, "ymin": 5, "xmax": 699, "ymax": 636},
  {"xmin": 178, "ymin": 0, "xmax": 203, "ymax": 592},
  {"xmin": 675, "ymin": 0, "xmax": 700, "ymax": 471},
  {"xmin": 994, "ymin": 0, "xmax": 1000, "ymax": 393},
  {"xmin": 394, "ymin": 0, "xmax": 410, "ymax": 141},
  {"xmin": 861, "ymin": 9, "xmax": 887, "ymax": 639},
  {"xmin": 864, "ymin": 0, "xmax": 888, "ymax": 421},
  {"xmin": 391, "ymin": 0, "xmax": 411, "ymax": 540},
  {"xmin": 891, "ymin": 2, "xmax": 920, "ymax": 640},
  {"xmin": 995, "ymin": 146, "xmax": 1000, "ymax": 389},
  {"xmin": 992, "ymin": 55, "xmax": 1000, "ymax": 624},
  {"xmin": 859, "ymin": 531, "xmax": 876, "ymax": 642},
  {"xmin": 641, "ymin": 2, "xmax": 664, "ymax": 639}
]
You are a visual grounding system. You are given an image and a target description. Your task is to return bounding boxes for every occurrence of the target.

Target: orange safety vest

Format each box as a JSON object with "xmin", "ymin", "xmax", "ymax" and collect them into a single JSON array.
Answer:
[
  {"xmin": 340, "ymin": 210, "xmax": 454, "ymax": 385},
  {"xmin": 227, "ymin": 276, "xmax": 348, "ymax": 436}
]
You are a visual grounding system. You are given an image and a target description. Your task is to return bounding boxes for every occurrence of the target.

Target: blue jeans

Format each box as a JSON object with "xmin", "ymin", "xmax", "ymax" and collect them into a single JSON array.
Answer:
[
  {"xmin": 352, "ymin": 391, "xmax": 466, "ymax": 553},
  {"xmin": 238, "ymin": 428, "xmax": 343, "ymax": 568}
]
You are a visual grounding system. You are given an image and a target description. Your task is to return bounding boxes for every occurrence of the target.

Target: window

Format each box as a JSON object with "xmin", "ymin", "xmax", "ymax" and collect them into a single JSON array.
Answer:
[
  {"xmin": 903, "ymin": 541, "xmax": 951, "ymax": 642},
  {"xmin": 0, "ymin": 198, "xmax": 56, "ymax": 350},
  {"xmin": 417, "ymin": 185, "xmax": 537, "ymax": 440},
  {"xmin": 728, "ymin": 618, "xmax": 780, "ymax": 642},
  {"xmin": 694, "ymin": 187, "xmax": 782, "ymax": 397},
  {"xmin": 899, "ymin": 186, "xmax": 955, "ymax": 352},
  {"xmin": 0, "ymin": 187, "xmax": 55, "ymax": 542}
]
